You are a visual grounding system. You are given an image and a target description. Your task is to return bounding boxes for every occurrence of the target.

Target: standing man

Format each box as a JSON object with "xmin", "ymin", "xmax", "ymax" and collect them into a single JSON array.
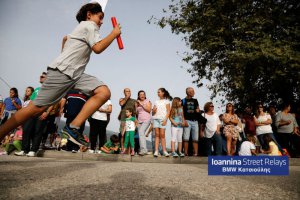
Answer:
[
  {"xmin": 243, "ymin": 106, "xmax": 256, "ymax": 136},
  {"xmin": 119, "ymin": 88, "xmax": 136, "ymax": 151},
  {"xmin": 15, "ymin": 72, "xmax": 52, "ymax": 157},
  {"xmin": 182, "ymin": 87, "xmax": 200, "ymax": 156}
]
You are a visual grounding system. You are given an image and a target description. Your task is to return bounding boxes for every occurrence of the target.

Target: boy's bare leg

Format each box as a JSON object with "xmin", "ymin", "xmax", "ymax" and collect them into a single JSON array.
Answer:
[
  {"xmin": 0, "ymin": 103, "xmax": 46, "ymax": 141},
  {"xmin": 70, "ymin": 86, "xmax": 111, "ymax": 128}
]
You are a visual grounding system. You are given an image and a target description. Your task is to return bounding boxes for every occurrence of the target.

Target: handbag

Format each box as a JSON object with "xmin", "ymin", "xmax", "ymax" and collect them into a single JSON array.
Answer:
[{"xmin": 197, "ymin": 112, "xmax": 207, "ymax": 124}]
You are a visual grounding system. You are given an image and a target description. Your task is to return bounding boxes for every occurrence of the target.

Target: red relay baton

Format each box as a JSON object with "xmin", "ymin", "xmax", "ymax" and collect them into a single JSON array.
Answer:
[{"xmin": 111, "ymin": 17, "xmax": 124, "ymax": 50}]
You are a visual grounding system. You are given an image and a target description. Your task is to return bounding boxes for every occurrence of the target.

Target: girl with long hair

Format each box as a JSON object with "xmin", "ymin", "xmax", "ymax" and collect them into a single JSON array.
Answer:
[
  {"xmin": 152, "ymin": 88, "xmax": 172, "ymax": 157},
  {"xmin": 169, "ymin": 97, "xmax": 186, "ymax": 157}
]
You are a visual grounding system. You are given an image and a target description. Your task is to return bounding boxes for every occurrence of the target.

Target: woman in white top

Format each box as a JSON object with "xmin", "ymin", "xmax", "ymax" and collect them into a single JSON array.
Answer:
[
  {"xmin": 201, "ymin": 102, "xmax": 222, "ymax": 156},
  {"xmin": 254, "ymin": 103, "xmax": 282, "ymax": 153},
  {"xmin": 152, "ymin": 88, "xmax": 172, "ymax": 157},
  {"xmin": 89, "ymin": 100, "xmax": 112, "ymax": 153}
]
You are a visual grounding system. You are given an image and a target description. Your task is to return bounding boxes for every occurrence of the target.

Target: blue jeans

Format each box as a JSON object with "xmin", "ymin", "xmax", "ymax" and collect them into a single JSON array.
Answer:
[
  {"xmin": 205, "ymin": 133, "xmax": 222, "ymax": 156},
  {"xmin": 138, "ymin": 121, "xmax": 151, "ymax": 154}
]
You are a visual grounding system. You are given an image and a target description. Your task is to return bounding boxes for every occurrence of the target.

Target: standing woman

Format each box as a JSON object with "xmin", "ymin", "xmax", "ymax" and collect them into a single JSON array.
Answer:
[
  {"xmin": 23, "ymin": 87, "xmax": 34, "ymax": 108},
  {"xmin": 1, "ymin": 88, "xmax": 22, "ymax": 125},
  {"xmin": 152, "ymin": 88, "xmax": 172, "ymax": 157},
  {"xmin": 201, "ymin": 102, "xmax": 222, "ymax": 156},
  {"xmin": 276, "ymin": 102, "xmax": 299, "ymax": 157},
  {"xmin": 136, "ymin": 90, "xmax": 152, "ymax": 156},
  {"xmin": 223, "ymin": 103, "xmax": 239, "ymax": 155},
  {"xmin": 89, "ymin": 99, "xmax": 112, "ymax": 153},
  {"xmin": 254, "ymin": 103, "xmax": 282, "ymax": 152}
]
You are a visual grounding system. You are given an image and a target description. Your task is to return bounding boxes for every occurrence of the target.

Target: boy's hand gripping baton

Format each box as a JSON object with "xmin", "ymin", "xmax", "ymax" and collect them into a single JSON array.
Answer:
[{"xmin": 111, "ymin": 17, "xmax": 124, "ymax": 50}]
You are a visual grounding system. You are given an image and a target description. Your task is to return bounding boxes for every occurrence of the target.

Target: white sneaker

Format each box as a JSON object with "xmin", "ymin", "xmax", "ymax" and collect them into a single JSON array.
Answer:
[
  {"xmin": 153, "ymin": 151, "xmax": 159, "ymax": 157},
  {"xmin": 26, "ymin": 151, "xmax": 36, "ymax": 157},
  {"xmin": 96, "ymin": 150, "xmax": 102, "ymax": 154},
  {"xmin": 163, "ymin": 151, "xmax": 169, "ymax": 157},
  {"xmin": 88, "ymin": 150, "xmax": 95, "ymax": 154},
  {"xmin": 15, "ymin": 151, "xmax": 26, "ymax": 156},
  {"xmin": 0, "ymin": 151, "xmax": 7, "ymax": 156}
]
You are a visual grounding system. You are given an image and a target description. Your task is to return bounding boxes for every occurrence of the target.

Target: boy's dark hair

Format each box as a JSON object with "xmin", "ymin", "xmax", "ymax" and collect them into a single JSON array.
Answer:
[
  {"xmin": 126, "ymin": 108, "xmax": 133, "ymax": 114},
  {"xmin": 246, "ymin": 135, "xmax": 256, "ymax": 143},
  {"xmin": 110, "ymin": 134, "xmax": 119, "ymax": 143},
  {"xmin": 76, "ymin": 3, "xmax": 103, "ymax": 23}
]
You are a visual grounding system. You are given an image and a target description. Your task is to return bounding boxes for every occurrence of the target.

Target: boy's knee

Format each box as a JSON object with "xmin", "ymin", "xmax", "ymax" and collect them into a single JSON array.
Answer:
[{"xmin": 94, "ymin": 86, "xmax": 111, "ymax": 100}]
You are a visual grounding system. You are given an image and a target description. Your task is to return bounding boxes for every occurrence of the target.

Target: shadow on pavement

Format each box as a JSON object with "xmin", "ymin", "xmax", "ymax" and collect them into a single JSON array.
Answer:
[{"xmin": 14, "ymin": 172, "xmax": 201, "ymax": 199}]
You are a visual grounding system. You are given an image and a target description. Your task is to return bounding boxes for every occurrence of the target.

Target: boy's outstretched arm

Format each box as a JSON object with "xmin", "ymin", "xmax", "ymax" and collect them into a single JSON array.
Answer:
[{"xmin": 92, "ymin": 24, "xmax": 121, "ymax": 54}]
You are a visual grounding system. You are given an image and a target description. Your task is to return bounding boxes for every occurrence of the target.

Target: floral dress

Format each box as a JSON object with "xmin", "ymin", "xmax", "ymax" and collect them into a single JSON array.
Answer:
[{"xmin": 223, "ymin": 113, "xmax": 239, "ymax": 140}]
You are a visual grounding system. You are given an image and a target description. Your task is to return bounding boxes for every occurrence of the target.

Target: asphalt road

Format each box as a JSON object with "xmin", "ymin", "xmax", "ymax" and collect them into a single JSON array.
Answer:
[{"xmin": 0, "ymin": 156, "xmax": 299, "ymax": 200}]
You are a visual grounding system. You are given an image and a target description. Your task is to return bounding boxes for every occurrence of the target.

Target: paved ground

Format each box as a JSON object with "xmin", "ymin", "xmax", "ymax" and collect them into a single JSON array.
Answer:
[{"xmin": 0, "ymin": 156, "xmax": 299, "ymax": 200}]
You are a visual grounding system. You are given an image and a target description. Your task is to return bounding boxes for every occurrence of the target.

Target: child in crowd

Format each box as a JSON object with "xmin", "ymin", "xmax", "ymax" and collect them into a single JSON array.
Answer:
[
  {"xmin": 121, "ymin": 108, "xmax": 138, "ymax": 156},
  {"xmin": 152, "ymin": 88, "xmax": 172, "ymax": 157},
  {"xmin": 261, "ymin": 134, "xmax": 280, "ymax": 156},
  {"xmin": 169, "ymin": 97, "xmax": 186, "ymax": 157},
  {"xmin": 0, "ymin": 3, "xmax": 121, "ymax": 152},
  {"xmin": 238, "ymin": 135, "xmax": 257, "ymax": 156},
  {"xmin": 100, "ymin": 134, "xmax": 120, "ymax": 154},
  {"xmin": 0, "ymin": 126, "xmax": 23, "ymax": 155},
  {"xmin": 146, "ymin": 121, "xmax": 163, "ymax": 155}
]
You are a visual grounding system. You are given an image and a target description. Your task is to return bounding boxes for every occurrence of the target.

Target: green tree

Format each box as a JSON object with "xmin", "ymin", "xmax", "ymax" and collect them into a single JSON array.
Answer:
[{"xmin": 151, "ymin": 0, "xmax": 300, "ymax": 108}]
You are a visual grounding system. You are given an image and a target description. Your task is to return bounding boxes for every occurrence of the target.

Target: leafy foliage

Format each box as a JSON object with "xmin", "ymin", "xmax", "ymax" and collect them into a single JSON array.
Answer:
[{"xmin": 150, "ymin": 0, "xmax": 300, "ymax": 108}]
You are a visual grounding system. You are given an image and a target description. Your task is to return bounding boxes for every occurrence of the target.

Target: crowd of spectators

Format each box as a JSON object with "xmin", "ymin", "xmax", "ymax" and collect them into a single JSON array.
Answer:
[{"xmin": 1, "ymin": 82, "xmax": 299, "ymax": 158}]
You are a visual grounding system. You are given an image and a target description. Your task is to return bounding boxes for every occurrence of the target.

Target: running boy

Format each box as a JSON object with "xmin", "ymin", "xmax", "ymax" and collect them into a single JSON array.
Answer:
[{"xmin": 0, "ymin": 3, "xmax": 121, "ymax": 151}]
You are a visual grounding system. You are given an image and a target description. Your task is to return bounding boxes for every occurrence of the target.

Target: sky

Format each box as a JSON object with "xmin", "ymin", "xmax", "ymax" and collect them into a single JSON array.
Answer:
[{"xmin": 0, "ymin": 0, "xmax": 222, "ymax": 143}]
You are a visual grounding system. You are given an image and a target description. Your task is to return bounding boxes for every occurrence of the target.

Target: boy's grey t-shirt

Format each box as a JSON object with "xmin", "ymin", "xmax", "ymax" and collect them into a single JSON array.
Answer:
[{"xmin": 48, "ymin": 21, "xmax": 101, "ymax": 79}]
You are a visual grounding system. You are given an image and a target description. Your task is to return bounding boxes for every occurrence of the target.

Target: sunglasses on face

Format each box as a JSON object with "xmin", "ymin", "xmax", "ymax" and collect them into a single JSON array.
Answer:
[
  {"xmin": 227, "ymin": 105, "xmax": 232, "ymax": 107},
  {"xmin": 210, "ymin": 105, "xmax": 214, "ymax": 107},
  {"xmin": 40, "ymin": 76, "xmax": 46, "ymax": 78}
]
